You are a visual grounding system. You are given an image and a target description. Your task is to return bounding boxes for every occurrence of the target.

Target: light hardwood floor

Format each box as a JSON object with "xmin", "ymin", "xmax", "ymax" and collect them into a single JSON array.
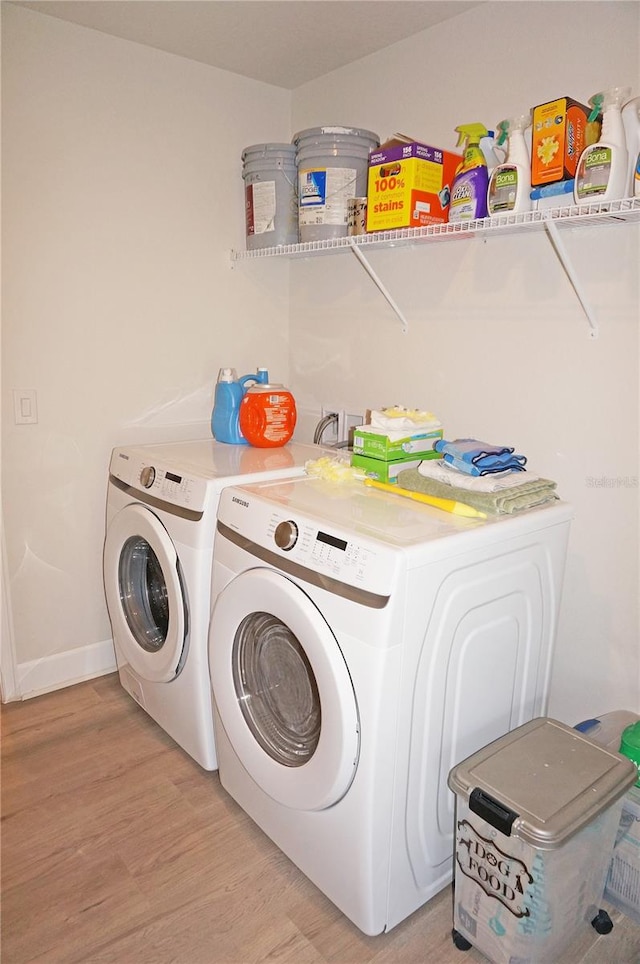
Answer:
[{"xmin": 2, "ymin": 673, "xmax": 639, "ymax": 964}]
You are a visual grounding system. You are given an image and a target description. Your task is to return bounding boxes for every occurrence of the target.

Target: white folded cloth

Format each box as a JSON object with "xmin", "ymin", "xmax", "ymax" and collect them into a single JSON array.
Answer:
[{"xmin": 418, "ymin": 458, "xmax": 538, "ymax": 492}]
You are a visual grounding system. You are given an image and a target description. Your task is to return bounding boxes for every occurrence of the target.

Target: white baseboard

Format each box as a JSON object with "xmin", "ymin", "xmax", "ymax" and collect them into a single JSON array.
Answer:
[{"xmin": 17, "ymin": 639, "xmax": 117, "ymax": 700}]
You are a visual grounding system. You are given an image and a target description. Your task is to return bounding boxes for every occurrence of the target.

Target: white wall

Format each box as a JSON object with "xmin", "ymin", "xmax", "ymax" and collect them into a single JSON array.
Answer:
[
  {"xmin": 2, "ymin": 5, "xmax": 291, "ymax": 693},
  {"xmin": 289, "ymin": 0, "xmax": 640, "ymax": 724}
]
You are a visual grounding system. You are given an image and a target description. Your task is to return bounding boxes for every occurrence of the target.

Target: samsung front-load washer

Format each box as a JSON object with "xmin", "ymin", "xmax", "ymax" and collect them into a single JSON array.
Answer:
[
  {"xmin": 208, "ymin": 474, "xmax": 573, "ymax": 934},
  {"xmin": 103, "ymin": 439, "xmax": 325, "ymax": 770}
]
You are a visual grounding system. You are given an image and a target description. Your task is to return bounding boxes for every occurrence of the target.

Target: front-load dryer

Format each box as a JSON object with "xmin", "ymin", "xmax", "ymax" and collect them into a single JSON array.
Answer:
[
  {"xmin": 103, "ymin": 438, "xmax": 325, "ymax": 770},
  {"xmin": 208, "ymin": 475, "xmax": 573, "ymax": 934}
]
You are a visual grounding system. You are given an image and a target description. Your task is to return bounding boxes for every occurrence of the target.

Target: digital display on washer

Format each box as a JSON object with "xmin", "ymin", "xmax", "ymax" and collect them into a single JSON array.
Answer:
[
  {"xmin": 165, "ymin": 471, "xmax": 182, "ymax": 483},
  {"xmin": 317, "ymin": 531, "xmax": 347, "ymax": 551}
]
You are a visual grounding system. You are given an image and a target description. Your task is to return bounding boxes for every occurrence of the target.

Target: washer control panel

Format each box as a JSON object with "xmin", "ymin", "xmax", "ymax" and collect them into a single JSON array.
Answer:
[
  {"xmin": 220, "ymin": 485, "xmax": 400, "ymax": 594},
  {"xmin": 269, "ymin": 514, "xmax": 377, "ymax": 583}
]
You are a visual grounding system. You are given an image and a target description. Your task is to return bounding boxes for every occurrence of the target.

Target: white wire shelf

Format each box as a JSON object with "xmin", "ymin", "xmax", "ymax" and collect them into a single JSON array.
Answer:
[{"xmin": 230, "ymin": 197, "xmax": 640, "ymax": 262}]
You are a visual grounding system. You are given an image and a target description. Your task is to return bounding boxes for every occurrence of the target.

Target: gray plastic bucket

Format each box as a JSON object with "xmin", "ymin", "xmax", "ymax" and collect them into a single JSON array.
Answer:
[
  {"xmin": 242, "ymin": 143, "xmax": 298, "ymax": 250},
  {"xmin": 293, "ymin": 126, "xmax": 380, "ymax": 242}
]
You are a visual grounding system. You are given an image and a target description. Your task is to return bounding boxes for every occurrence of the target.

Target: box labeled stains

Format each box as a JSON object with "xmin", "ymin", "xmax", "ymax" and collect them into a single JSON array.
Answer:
[
  {"xmin": 448, "ymin": 718, "xmax": 637, "ymax": 964},
  {"xmin": 531, "ymin": 96, "xmax": 600, "ymax": 186},
  {"xmin": 352, "ymin": 427, "xmax": 443, "ymax": 461},
  {"xmin": 366, "ymin": 139, "xmax": 462, "ymax": 231}
]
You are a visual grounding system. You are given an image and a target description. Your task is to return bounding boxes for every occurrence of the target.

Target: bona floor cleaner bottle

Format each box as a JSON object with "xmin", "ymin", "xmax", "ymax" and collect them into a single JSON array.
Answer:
[
  {"xmin": 487, "ymin": 114, "xmax": 532, "ymax": 216},
  {"xmin": 574, "ymin": 86, "xmax": 631, "ymax": 204},
  {"xmin": 448, "ymin": 123, "xmax": 490, "ymax": 222}
]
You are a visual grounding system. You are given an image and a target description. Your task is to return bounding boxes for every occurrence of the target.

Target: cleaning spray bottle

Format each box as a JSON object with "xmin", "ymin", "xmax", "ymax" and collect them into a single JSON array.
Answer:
[
  {"xmin": 211, "ymin": 367, "xmax": 269, "ymax": 444},
  {"xmin": 479, "ymin": 130, "xmax": 505, "ymax": 175},
  {"xmin": 449, "ymin": 123, "xmax": 490, "ymax": 222},
  {"xmin": 574, "ymin": 85, "xmax": 631, "ymax": 204},
  {"xmin": 487, "ymin": 114, "xmax": 532, "ymax": 216},
  {"xmin": 622, "ymin": 94, "xmax": 640, "ymax": 196}
]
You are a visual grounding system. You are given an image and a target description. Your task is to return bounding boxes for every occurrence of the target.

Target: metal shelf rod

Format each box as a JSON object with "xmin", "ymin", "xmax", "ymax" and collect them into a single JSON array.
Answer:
[
  {"xmin": 348, "ymin": 240, "xmax": 408, "ymax": 334},
  {"xmin": 544, "ymin": 220, "xmax": 599, "ymax": 338}
]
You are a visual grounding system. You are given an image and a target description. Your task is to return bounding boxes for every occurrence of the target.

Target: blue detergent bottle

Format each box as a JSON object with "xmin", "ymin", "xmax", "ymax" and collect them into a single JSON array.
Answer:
[{"xmin": 211, "ymin": 367, "xmax": 268, "ymax": 443}]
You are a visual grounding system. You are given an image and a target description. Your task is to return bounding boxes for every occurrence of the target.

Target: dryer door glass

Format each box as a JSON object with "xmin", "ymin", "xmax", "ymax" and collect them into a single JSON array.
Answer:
[
  {"xmin": 233, "ymin": 611, "xmax": 321, "ymax": 767},
  {"xmin": 118, "ymin": 535, "xmax": 170, "ymax": 653},
  {"xmin": 104, "ymin": 502, "xmax": 187, "ymax": 683}
]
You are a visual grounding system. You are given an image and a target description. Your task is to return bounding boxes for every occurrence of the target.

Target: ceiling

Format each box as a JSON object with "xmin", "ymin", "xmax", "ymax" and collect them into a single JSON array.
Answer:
[{"xmin": 12, "ymin": 1, "xmax": 484, "ymax": 89}]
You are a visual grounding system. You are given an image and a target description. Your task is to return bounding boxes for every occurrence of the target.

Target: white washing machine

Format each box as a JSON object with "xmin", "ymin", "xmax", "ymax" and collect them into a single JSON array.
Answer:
[
  {"xmin": 103, "ymin": 438, "xmax": 326, "ymax": 771},
  {"xmin": 208, "ymin": 474, "xmax": 573, "ymax": 934}
]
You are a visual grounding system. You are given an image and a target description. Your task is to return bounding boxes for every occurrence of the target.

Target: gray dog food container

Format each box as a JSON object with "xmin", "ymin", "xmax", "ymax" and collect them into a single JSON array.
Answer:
[{"xmin": 447, "ymin": 717, "xmax": 637, "ymax": 964}]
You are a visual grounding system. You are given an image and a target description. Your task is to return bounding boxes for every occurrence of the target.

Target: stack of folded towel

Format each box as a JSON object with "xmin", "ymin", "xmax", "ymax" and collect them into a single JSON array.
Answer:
[
  {"xmin": 433, "ymin": 438, "xmax": 527, "ymax": 476},
  {"xmin": 397, "ymin": 438, "xmax": 559, "ymax": 515}
]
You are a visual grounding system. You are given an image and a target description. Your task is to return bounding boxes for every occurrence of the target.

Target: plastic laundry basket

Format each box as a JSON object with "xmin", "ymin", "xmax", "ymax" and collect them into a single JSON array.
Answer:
[
  {"xmin": 575, "ymin": 710, "xmax": 640, "ymax": 926},
  {"xmin": 448, "ymin": 717, "xmax": 637, "ymax": 964}
]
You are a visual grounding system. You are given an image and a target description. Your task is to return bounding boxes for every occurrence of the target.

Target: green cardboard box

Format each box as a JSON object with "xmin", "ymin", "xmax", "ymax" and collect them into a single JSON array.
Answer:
[
  {"xmin": 351, "ymin": 450, "xmax": 441, "ymax": 484},
  {"xmin": 352, "ymin": 427, "xmax": 443, "ymax": 461}
]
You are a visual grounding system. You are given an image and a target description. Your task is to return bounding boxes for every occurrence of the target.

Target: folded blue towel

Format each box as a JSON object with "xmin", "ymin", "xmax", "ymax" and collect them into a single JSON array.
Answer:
[
  {"xmin": 435, "ymin": 438, "xmax": 527, "ymax": 475},
  {"xmin": 442, "ymin": 453, "xmax": 527, "ymax": 476}
]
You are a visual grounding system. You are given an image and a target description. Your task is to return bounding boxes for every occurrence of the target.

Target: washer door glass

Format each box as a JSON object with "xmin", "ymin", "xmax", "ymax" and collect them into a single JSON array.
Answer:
[
  {"xmin": 233, "ymin": 611, "xmax": 321, "ymax": 767},
  {"xmin": 104, "ymin": 502, "xmax": 187, "ymax": 683},
  {"xmin": 210, "ymin": 567, "xmax": 359, "ymax": 811}
]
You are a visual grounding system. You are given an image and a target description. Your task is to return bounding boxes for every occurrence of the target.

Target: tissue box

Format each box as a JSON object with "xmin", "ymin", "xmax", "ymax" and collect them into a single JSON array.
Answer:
[
  {"xmin": 366, "ymin": 139, "xmax": 461, "ymax": 231},
  {"xmin": 351, "ymin": 450, "xmax": 440, "ymax": 483},
  {"xmin": 353, "ymin": 427, "xmax": 443, "ymax": 461},
  {"xmin": 531, "ymin": 96, "xmax": 599, "ymax": 187}
]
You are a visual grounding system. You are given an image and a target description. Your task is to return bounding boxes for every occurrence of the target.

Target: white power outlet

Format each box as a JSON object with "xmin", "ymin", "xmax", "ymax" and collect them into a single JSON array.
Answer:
[
  {"xmin": 320, "ymin": 406, "xmax": 363, "ymax": 446},
  {"xmin": 338, "ymin": 411, "xmax": 364, "ymax": 446}
]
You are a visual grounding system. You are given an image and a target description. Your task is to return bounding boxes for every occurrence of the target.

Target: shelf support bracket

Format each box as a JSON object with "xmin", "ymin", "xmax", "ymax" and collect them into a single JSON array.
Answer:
[
  {"xmin": 544, "ymin": 220, "xmax": 599, "ymax": 339},
  {"xmin": 348, "ymin": 240, "xmax": 408, "ymax": 333}
]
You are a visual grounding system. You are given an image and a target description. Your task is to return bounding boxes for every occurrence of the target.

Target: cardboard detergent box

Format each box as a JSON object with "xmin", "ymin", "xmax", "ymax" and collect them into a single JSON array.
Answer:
[
  {"xmin": 351, "ymin": 450, "xmax": 441, "ymax": 484},
  {"xmin": 353, "ymin": 427, "xmax": 443, "ymax": 461},
  {"xmin": 366, "ymin": 136, "xmax": 462, "ymax": 231},
  {"xmin": 531, "ymin": 96, "xmax": 601, "ymax": 186}
]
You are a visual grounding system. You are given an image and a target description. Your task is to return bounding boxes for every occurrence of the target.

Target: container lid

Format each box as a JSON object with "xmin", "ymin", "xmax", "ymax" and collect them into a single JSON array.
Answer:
[
  {"xmin": 293, "ymin": 126, "xmax": 380, "ymax": 145},
  {"xmin": 242, "ymin": 143, "xmax": 297, "ymax": 158},
  {"xmin": 620, "ymin": 719, "xmax": 640, "ymax": 752},
  {"xmin": 243, "ymin": 383, "xmax": 286, "ymax": 393},
  {"xmin": 448, "ymin": 717, "xmax": 638, "ymax": 849},
  {"xmin": 619, "ymin": 720, "xmax": 640, "ymax": 786}
]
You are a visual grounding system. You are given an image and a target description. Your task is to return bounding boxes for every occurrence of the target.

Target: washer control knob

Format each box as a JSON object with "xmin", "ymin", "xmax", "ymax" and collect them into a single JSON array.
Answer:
[
  {"xmin": 140, "ymin": 465, "xmax": 156, "ymax": 489},
  {"xmin": 274, "ymin": 520, "xmax": 298, "ymax": 551}
]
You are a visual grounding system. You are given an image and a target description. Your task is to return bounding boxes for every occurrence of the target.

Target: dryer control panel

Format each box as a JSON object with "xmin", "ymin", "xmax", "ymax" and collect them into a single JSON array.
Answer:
[{"xmin": 109, "ymin": 449, "xmax": 210, "ymax": 512}]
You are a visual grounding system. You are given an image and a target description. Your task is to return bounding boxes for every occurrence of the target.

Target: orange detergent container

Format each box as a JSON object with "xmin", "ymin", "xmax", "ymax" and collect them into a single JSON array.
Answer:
[{"xmin": 238, "ymin": 383, "xmax": 297, "ymax": 447}]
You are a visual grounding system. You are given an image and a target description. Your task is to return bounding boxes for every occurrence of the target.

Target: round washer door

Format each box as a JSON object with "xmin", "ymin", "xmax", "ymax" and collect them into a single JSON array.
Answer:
[
  {"xmin": 209, "ymin": 567, "xmax": 359, "ymax": 812},
  {"xmin": 104, "ymin": 502, "xmax": 187, "ymax": 683}
]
